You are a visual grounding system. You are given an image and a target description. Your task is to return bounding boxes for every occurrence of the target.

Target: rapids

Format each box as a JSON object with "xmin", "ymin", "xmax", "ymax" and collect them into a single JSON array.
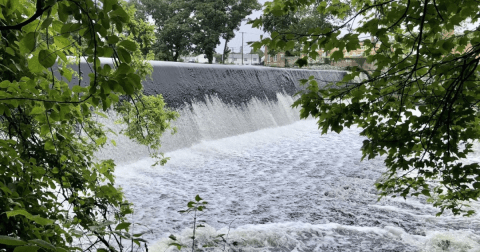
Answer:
[{"xmin": 89, "ymin": 61, "xmax": 480, "ymax": 251}]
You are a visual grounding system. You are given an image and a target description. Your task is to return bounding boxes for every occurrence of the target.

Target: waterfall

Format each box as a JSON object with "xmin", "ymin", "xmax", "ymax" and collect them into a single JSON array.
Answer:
[{"xmin": 87, "ymin": 60, "xmax": 346, "ymax": 164}]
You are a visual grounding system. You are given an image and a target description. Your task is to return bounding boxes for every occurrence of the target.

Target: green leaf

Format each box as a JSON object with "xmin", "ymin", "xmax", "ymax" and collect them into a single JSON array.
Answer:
[
  {"xmin": 44, "ymin": 141, "xmax": 55, "ymax": 151},
  {"xmin": 330, "ymin": 50, "xmax": 344, "ymax": 61},
  {"xmin": 111, "ymin": 7, "xmax": 129, "ymax": 21},
  {"xmin": 115, "ymin": 222, "xmax": 131, "ymax": 231},
  {"xmin": 107, "ymin": 35, "xmax": 119, "ymax": 44},
  {"xmin": 0, "ymin": 80, "xmax": 10, "ymax": 88},
  {"xmin": 40, "ymin": 125, "xmax": 50, "ymax": 136},
  {"xmin": 133, "ymin": 232, "xmax": 147, "ymax": 238},
  {"xmin": 41, "ymin": 17, "xmax": 53, "ymax": 29},
  {"xmin": 118, "ymin": 40, "xmax": 137, "ymax": 51},
  {"xmin": 13, "ymin": 246, "xmax": 40, "ymax": 252},
  {"xmin": 30, "ymin": 106, "xmax": 44, "ymax": 115},
  {"xmin": 6, "ymin": 210, "xmax": 54, "ymax": 225},
  {"xmin": 60, "ymin": 23, "xmax": 82, "ymax": 37},
  {"xmin": 38, "ymin": 50, "xmax": 57, "ymax": 68},
  {"xmin": 95, "ymin": 136, "xmax": 107, "ymax": 146},
  {"xmin": 55, "ymin": 247, "xmax": 68, "ymax": 252},
  {"xmin": 102, "ymin": 0, "xmax": 115, "ymax": 12},
  {"xmin": 117, "ymin": 63, "xmax": 132, "ymax": 74},
  {"xmin": 295, "ymin": 58, "xmax": 308, "ymax": 67},
  {"xmin": 27, "ymin": 240, "xmax": 55, "ymax": 251},
  {"xmin": 28, "ymin": 55, "xmax": 43, "ymax": 73},
  {"xmin": 421, "ymin": 189, "xmax": 431, "ymax": 197},
  {"xmin": 53, "ymin": 36, "xmax": 71, "ymax": 48},
  {"xmin": 0, "ymin": 236, "xmax": 27, "ymax": 246},
  {"xmin": 95, "ymin": 111, "xmax": 108, "ymax": 118},
  {"xmin": 104, "ymin": 47, "xmax": 114, "ymax": 57},
  {"xmin": 61, "ymin": 67, "xmax": 73, "ymax": 82},
  {"xmin": 20, "ymin": 32, "xmax": 36, "ymax": 53},
  {"xmin": 168, "ymin": 243, "xmax": 183, "ymax": 250},
  {"xmin": 57, "ymin": 3, "xmax": 68, "ymax": 22},
  {"xmin": 133, "ymin": 238, "xmax": 147, "ymax": 243},
  {"xmin": 195, "ymin": 195, "xmax": 202, "ymax": 202},
  {"xmin": 117, "ymin": 47, "xmax": 131, "ymax": 63},
  {"xmin": 121, "ymin": 81, "xmax": 134, "ymax": 95},
  {"xmin": 72, "ymin": 86, "xmax": 86, "ymax": 93},
  {"xmin": 5, "ymin": 47, "xmax": 15, "ymax": 56}
]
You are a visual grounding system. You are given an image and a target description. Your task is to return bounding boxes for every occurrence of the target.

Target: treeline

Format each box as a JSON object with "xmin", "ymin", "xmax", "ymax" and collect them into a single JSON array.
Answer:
[{"xmin": 130, "ymin": 0, "xmax": 261, "ymax": 63}]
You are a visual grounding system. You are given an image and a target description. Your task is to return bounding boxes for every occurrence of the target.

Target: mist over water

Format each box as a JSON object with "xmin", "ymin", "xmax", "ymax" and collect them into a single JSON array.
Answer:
[{"xmin": 101, "ymin": 92, "xmax": 480, "ymax": 251}]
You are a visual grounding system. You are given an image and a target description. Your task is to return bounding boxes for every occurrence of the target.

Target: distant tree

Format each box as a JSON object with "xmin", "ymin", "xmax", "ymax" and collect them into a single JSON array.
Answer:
[
  {"xmin": 137, "ymin": 0, "xmax": 260, "ymax": 63},
  {"xmin": 190, "ymin": 0, "xmax": 226, "ymax": 64},
  {"xmin": 136, "ymin": 0, "xmax": 194, "ymax": 61},
  {"xmin": 123, "ymin": 1, "xmax": 157, "ymax": 57},
  {"xmin": 220, "ymin": 0, "xmax": 262, "ymax": 63},
  {"xmin": 192, "ymin": 0, "xmax": 261, "ymax": 64},
  {"xmin": 250, "ymin": 48, "xmax": 264, "ymax": 60},
  {"xmin": 214, "ymin": 53, "xmax": 223, "ymax": 63},
  {"xmin": 257, "ymin": 0, "xmax": 337, "ymax": 57}
]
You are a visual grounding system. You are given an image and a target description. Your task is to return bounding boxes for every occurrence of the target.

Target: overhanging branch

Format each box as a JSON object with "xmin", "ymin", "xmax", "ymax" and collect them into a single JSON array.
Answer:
[{"xmin": 0, "ymin": 0, "xmax": 51, "ymax": 31}]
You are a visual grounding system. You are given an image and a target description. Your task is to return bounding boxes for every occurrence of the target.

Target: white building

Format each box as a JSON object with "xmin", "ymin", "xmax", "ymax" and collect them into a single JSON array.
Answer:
[
  {"xmin": 226, "ymin": 53, "xmax": 260, "ymax": 65},
  {"xmin": 180, "ymin": 54, "xmax": 216, "ymax": 64}
]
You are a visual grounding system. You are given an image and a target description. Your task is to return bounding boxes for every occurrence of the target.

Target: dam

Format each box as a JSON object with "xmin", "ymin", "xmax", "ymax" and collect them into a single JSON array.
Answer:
[
  {"xmin": 72, "ymin": 60, "xmax": 480, "ymax": 251},
  {"xmin": 75, "ymin": 60, "xmax": 346, "ymax": 163}
]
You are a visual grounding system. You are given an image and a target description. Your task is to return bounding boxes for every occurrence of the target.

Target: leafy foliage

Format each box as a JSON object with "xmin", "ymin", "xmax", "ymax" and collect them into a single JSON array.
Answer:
[
  {"xmin": 168, "ymin": 195, "xmax": 237, "ymax": 251},
  {"xmin": 253, "ymin": 0, "xmax": 480, "ymax": 216},
  {"xmin": 121, "ymin": 1, "xmax": 157, "ymax": 58},
  {"xmin": 135, "ymin": 0, "xmax": 260, "ymax": 63},
  {"xmin": 219, "ymin": 0, "xmax": 261, "ymax": 64},
  {"xmin": 116, "ymin": 94, "xmax": 178, "ymax": 166},
  {"xmin": 253, "ymin": 0, "xmax": 341, "ymax": 57},
  {"xmin": 250, "ymin": 48, "xmax": 264, "ymax": 61},
  {"xmin": 134, "ymin": 0, "xmax": 194, "ymax": 61},
  {"xmin": 0, "ymin": 0, "xmax": 176, "ymax": 250}
]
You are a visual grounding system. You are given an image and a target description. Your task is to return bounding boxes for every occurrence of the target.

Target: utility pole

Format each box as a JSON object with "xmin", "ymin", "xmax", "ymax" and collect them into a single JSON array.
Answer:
[{"xmin": 240, "ymin": 32, "xmax": 246, "ymax": 65}]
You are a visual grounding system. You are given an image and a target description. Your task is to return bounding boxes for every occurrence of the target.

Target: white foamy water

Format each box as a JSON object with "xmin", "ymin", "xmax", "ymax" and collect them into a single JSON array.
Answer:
[
  {"xmin": 97, "ymin": 93, "xmax": 300, "ymax": 163},
  {"xmin": 113, "ymin": 118, "xmax": 480, "ymax": 251}
]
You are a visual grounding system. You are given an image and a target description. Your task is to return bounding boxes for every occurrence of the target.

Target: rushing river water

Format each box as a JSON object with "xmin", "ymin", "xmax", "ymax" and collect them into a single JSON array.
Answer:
[
  {"xmin": 113, "ymin": 118, "xmax": 480, "ymax": 251},
  {"xmin": 76, "ymin": 60, "xmax": 480, "ymax": 251}
]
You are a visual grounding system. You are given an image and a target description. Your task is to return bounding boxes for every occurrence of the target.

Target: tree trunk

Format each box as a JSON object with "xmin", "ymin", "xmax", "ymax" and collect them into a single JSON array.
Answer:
[
  {"xmin": 222, "ymin": 37, "xmax": 230, "ymax": 64},
  {"xmin": 207, "ymin": 51, "xmax": 213, "ymax": 64},
  {"xmin": 173, "ymin": 51, "xmax": 179, "ymax": 62},
  {"xmin": 205, "ymin": 47, "xmax": 214, "ymax": 64}
]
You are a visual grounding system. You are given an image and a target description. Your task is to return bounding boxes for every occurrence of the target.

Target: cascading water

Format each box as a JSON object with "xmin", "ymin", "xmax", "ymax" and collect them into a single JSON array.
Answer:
[
  {"xmin": 92, "ymin": 61, "xmax": 346, "ymax": 163},
  {"xmin": 85, "ymin": 61, "xmax": 480, "ymax": 251}
]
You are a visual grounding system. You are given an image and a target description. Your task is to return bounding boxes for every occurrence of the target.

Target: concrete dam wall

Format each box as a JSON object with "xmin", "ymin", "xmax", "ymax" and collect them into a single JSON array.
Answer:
[
  {"xmin": 71, "ymin": 60, "xmax": 347, "ymax": 163},
  {"xmin": 69, "ymin": 59, "xmax": 346, "ymax": 108}
]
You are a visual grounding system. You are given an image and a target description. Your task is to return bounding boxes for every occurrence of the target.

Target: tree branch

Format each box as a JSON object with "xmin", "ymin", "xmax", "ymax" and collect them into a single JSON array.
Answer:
[{"xmin": 0, "ymin": 0, "xmax": 52, "ymax": 31}]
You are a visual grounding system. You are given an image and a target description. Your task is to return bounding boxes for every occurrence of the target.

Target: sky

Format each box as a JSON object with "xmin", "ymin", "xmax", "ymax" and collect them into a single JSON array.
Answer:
[{"xmin": 214, "ymin": 0, "xmax": 269, "ymax": 54}]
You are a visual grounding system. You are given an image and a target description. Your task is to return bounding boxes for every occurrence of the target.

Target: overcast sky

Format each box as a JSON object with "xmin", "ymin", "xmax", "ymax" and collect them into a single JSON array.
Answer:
[{"xmin": 215, "ymin": 0, "xmax": 269, "ymax": 54}]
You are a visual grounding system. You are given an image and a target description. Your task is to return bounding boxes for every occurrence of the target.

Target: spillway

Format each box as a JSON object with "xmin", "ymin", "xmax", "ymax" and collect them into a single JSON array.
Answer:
[{"xmin": 80, "ymin": 61, "xmax": 346, "ymax": 163}]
